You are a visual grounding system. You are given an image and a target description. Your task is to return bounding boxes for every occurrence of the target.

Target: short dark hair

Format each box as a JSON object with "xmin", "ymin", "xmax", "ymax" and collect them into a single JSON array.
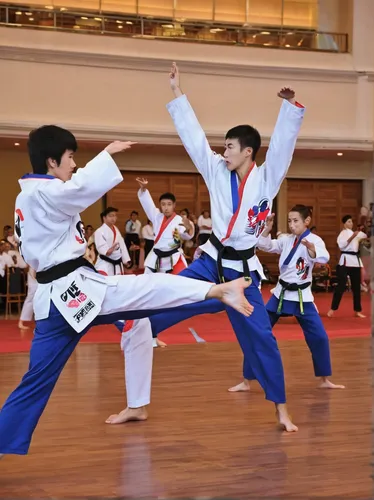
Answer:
[
  {"xmin": 159, "ymin": 192, "xmax": 176, "ymax": 203},
  {"xmin": 290, "ymin": 204, "xmax": 312, "ymax": 221},
  {"xmin": 342, "ymin": 214, "xmax": 352, "ymax": 224},
  {"xmin": 101, "ymin": 206, "xmax": 118, "ymax": 220},
  {"xmin": 27, "ymin": 125, "xmax": 77, "ymax": 174},
  {"xmin": 131, "ymin": 211, "xmax": 138, "ymax": 216},
  {"xmin": 225, "ymin": 125, "xmax": 261, "ymax": 161}
]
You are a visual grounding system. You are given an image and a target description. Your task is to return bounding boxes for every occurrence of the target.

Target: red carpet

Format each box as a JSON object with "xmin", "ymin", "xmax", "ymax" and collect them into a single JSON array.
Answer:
[{"xmin": 0, "ymin": 289, "xmax": 370, "ymax": 354}]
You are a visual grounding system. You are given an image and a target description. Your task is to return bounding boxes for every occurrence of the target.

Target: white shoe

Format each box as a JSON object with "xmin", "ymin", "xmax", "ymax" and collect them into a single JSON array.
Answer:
[{"xmin": 152, "ymin": 338, "xmax": 158, "ymax": 348}]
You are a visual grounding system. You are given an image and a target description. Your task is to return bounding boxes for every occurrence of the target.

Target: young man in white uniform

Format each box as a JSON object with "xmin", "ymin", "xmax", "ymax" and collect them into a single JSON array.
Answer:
[
  {"xmin": 0, "ymin": 125, "xmax": 252, "ymax": 457},
  {"xmin": 148, "ymin": 62, "xmax": 305, "ymax": 432}
]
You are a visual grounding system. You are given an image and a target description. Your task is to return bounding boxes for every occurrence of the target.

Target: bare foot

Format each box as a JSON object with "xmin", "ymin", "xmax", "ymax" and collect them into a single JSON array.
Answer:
[
  {"xmin": 209, "ymin": 278, "xmax": 253, "ymax": 316},
  {"xmin": 18, "ymin": 321, "xmax": 29, "ymax": 330},
  {"xmin": 105, "ymin": 406, "xmax": 148, "ymax": 425},
  {"xmin": 355, "ymin": 312, "xmax": 366, "ymax": 318},
  {"xmin": 228, "ymin": 380, "xmax": 250, "ymax": 392},
  {"xmin": 327, "ymin": 309, "xmax": 334, "ymax": 318},
  {"xmin": 276, "ymin": 404, "xmax": 298, "ymax": 432},
  {"xmin": 319, "ymin": 378, "xmax": 345, "ymax": 389},
  {"xmin": 156, "ymin": 338, "xmax": 167, "ymax": 348}
]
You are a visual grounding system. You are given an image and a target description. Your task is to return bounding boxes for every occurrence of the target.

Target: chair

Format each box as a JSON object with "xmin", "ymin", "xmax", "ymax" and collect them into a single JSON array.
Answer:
[{"xmin": 0, "ymin": 267, "xmax": 26, "ymax": 319}]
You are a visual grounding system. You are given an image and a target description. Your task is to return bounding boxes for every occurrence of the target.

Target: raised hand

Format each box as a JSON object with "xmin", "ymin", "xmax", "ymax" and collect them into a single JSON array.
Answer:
[
  {"xmin": 169, "ymin": 62, "xmax": 180, "ymax": 90},
  {"xmin": 179, "ymin": 215, "xmax": 192, "ymax": 230},
  {"xmin": 136, "ymin": 177, "xmax": 148, "ymax": 191},
  {"xmin": 265, "ymin": 213, "xmax": 275, "ymax": 230},
  {"xmin": 105, "ymin": 141, "xmax": 137, "ymax": 155},
  {"xmin": 301, "ymin": 239, "xmax": 316, "ymax": 257},
  {"xmin": 277, "ymin": 87, "xmax": 296, "ymax": 104}
]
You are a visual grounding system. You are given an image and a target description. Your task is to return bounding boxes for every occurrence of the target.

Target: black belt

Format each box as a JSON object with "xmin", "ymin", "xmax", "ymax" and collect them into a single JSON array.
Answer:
[
  {"xmin": 209, "ymin": 232, "xmax": 255, "ymax": 283},
  {"xmin": 148, "ymin": 247, "xmax": 180, "ymax": 273},
  {"xmin": 99, "ymin": 254, "xmax": 124, "ymax": 274},
  {"xmin": 341, "ymin": 250, "xmax": 360, "ymax": 266},
  {"xmin": 277, "ymin": 279, "xmax": 311, "ymax": 315},
  {"xmin": 36, "ymin": 256, "xmax": 96, "ymax": 284}
]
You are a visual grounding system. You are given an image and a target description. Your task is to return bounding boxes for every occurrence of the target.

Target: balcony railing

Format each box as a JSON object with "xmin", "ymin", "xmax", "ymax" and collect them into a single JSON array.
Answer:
[{"xmin": 0, "ymin": 4, "xmax": 348, "ymax": 53}]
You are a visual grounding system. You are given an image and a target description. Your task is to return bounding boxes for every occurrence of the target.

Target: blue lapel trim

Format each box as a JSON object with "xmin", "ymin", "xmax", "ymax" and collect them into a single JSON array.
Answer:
[
  {"xmin": 230, "ymin": 171, "xmax": 239, "ymax": 214},
  {"xmin": 282, "ymin": 229, "xmax": 311, "ymax": 268},
  {"xmin": 21, "ymin": 173, "xmax": 55, "ymax": 180}
]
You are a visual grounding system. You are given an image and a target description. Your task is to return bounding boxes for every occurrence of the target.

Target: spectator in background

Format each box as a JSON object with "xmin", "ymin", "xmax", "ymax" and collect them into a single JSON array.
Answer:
[
  {"xmin": 197, "ymin": 209, "xmax": 212, "ymax": 246},
  {"xmin": 125, "ymin": 211, "xmax": 142, "ymax": 268},
  {"xmin": 3, "ymin": 225, "xmax": 17, "ymax": 249},
  {"xmin": 141, "ymin": 219, "xmax": 154, "ymax": 259}
]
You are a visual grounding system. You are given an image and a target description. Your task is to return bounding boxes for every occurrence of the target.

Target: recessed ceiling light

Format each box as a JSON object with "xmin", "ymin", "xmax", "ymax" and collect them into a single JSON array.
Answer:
[
  {"xmin": 261, "ymin": 31, "xmax": 271, "ymax": 35},
  {"xmin": 116, "ymin": 20, "xmax": 123, "ymax": 24},
  {"xmin": 81, "ymin": 16, "xmax": 88, "ymax": 20},
  {"xmin": 337, "ymin": 152, "xmax": 343, "ymax": 156},
  {"xmin": 15, "ymin": 11, "xmax": 22, "ymax": 15},
  {"xmin": 14, "ymin": 142, "xmax": 20, "ymax": 146},
  {"xmin": 94, "ymin": 17, "xmax": 102, "ymax": 21},
  {"xmin": 126, "ymin": 21, "xmax": 133, "ymax": 25},
  {"xmin": 45, "ymin": 5, "xmax": 53, "ymax": 9}
]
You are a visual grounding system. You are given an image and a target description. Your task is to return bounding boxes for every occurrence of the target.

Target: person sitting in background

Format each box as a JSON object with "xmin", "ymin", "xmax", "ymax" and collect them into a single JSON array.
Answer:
[
  {"xmin": 141, "ymin": 219, "xmax": 154, "ymax": 259},
  {"xmin": 197, "ymin": 210, "xmax": 212, "ymax": 246},
  {"xmin": 3, "ymin": 225, "xmax": 17, "ymax": 249}
]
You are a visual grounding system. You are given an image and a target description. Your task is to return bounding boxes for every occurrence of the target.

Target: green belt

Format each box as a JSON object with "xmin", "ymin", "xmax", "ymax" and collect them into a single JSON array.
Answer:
[{"xmin": 276, "ymin": 279, "xmax": 312, "ymax": 315}]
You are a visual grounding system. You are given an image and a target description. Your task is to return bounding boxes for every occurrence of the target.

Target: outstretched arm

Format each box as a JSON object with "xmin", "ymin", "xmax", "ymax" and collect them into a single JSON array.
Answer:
[
  {"xmin": 37, "ymin": 141, "xmax": 136, "ymax": 219},
  {"xmin": 167, "ymin": 62, "xmax": 222, "ymax": 186},
  {"xmin": 262, "ymin": 88, "xmax": 305, "ymax": 200}
]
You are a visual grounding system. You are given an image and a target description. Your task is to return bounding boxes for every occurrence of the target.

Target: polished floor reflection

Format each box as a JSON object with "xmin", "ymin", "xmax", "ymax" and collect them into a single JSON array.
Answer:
[{"xmin": 0, "ymin": 339, "xmax": 371, "ymax": 497}]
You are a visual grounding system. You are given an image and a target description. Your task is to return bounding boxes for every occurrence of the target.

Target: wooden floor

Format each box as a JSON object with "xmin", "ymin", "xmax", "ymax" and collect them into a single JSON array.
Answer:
[{"xmin": 0, "ymin": 338, "xmax": 372, "ymax": 498}]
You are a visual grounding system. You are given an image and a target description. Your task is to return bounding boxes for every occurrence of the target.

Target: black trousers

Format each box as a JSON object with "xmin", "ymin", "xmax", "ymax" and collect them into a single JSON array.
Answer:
[
  {"xmin": 144, "ymin": 239, "xmax": 154, "ymax": 259},
  {"xmin": 198, "ymin": 233, "xmax": 210, "ymax": 246},
  {"xmin": 125, "ymin": 233, "xmax": 140, "ymax": 266},
  {"xmin": 331, "ymin": 265, "xmax": 362, "ymax": 312}
]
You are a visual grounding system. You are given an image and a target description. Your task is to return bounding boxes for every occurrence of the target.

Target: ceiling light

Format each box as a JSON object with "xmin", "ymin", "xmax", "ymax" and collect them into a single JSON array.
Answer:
[
  {"xmin": 60, "ymin": 7, "xmax": 67, "ymax": 11},
  {"xmin": 14, "ymin": 143, "xmax": 20, "ymax": 146},
  {"xmin": 25, "ymin": 12, "xmax": 32, "ymax": 16},
  {"xmin": 285, "ymin": 44, "xmax": 291, "ymax": 47},
  {"xmin": 117, "ymin": 25, "xmax": 123, "ymax": 29},
  {"xmin": 15, "ymin": 11, "xmax": 22, "ymax": 15},
  {"xmin": 337, "ymin": 152, "xmax": 343, "ymax": 156},
  {"xmin": 81, "ymin": 16, "xmax": 88, "ymax": 20},
  {"xmin": 116, "ymin": 20, "xmax": 123, "ymax": 24},
  {"xmin": 45, "ymin": 5, "xmax": 53, "ymax": 9},
  {"xmin": 94, "ymin": 17, "xmax": 102, "ymax": 21},
  {"xmin": 126, "ymin": 21, "xmax": 133, "ymax": 24},
  {"xmin": 261, "ymin": 31, "xmax": 271, "ymax": 35},
  {"xmin": 162, "ymin": 24, "xmax": 174, "ymax": 28},
  {"xmin": 29, "ymin": 18, "xmax": 34, "ymax": 21}
]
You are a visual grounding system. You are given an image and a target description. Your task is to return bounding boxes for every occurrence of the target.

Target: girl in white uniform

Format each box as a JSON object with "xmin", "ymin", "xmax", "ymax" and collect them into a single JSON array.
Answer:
[{"xmin": 255, "ymin": 205, "xmax": 344, "ymax": 389}]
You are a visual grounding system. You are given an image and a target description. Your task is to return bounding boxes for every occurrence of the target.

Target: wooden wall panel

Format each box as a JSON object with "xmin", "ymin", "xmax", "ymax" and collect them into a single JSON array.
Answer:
[{"xmin": 287, "ymin": 179, "xmax": 362, "ymax": 268}]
